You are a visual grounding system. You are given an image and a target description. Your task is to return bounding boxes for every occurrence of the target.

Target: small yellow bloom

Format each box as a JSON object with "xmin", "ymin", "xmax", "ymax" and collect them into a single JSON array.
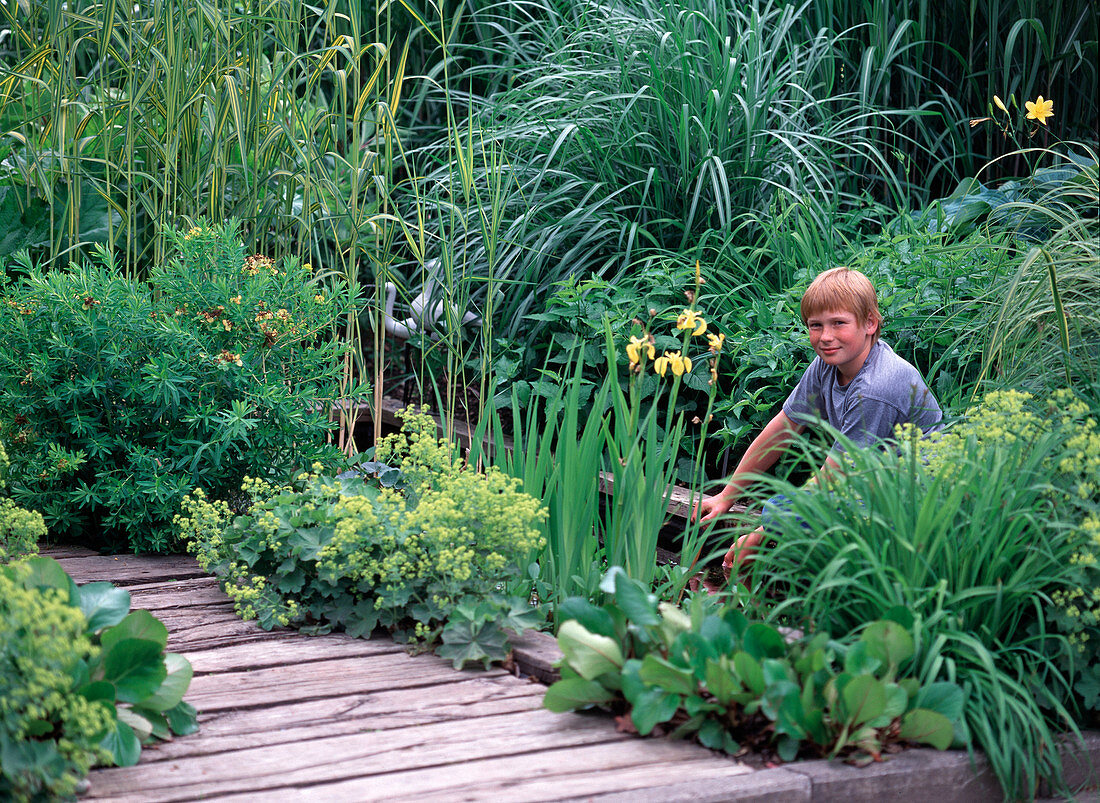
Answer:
[
  {"xmin": 707, "ymin": 332, "xmax": 725, "ymax": 353},
  {"xmin": 626, "ymin": 335, "xmax": 655, "ymax": 368},
  {"xmin": 314, "ymin": 294, "xmax": 325, "ymax": 303},
  {"xmin": 1025, "ymin": 95, "xmax": 1053, "ymax": 125},
  {"xmin": 654, "ymin": 350, "xmax": 691, "ymax": 377},
  {"xmin": 993, "ymin": 95, "xmax": 1008, "ymax": 114},
  {"xmin": 676, "ymin": 309, "xmax": 707, "ymax": 336}
]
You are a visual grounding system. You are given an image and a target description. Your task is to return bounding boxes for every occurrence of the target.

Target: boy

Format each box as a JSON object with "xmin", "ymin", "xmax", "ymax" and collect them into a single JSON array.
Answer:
[{"xmin": 694, "ymin": 267, "xmax": 942, "ymax": 569}]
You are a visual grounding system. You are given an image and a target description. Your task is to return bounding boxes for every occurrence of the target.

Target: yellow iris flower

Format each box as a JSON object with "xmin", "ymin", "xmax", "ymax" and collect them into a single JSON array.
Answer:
[
  {"xmin": 707, "ymin": 332, "xmax": 725, "ymax": 353},
  {"xmin": 655, "ymin": 350, "xmax": 691, "ymax": 377},
  {"xmin": 676, "ymin": 309, "xmax": 707, "ymax": 336},
  {"xmin": 1025, "ymin": 96, "xmax": 1054, "ymax": 125},
  {"xmin": 626, "ymin": 335, "xmax": 655, "ymax": 368}
]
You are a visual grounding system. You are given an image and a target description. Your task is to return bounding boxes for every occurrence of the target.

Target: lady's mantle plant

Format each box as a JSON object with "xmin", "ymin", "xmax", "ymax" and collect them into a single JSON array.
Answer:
[
  {"xmin": 0, "ymin": 439, "xmax": 45, "ymax": 563},
  {"xmin": 1, "ymin": 555, "xmax": 198, "ymax": 801},
  {"xmin": 0, "ymin": 221, "xmax": 354, "ymax": 553},
  {"xmin": 545, "ymin": 568, "xmax": 964, "ymax": 765},
  {"xmin": 177, "ymin": 407, "xmax": 547, "ymax": 669}
]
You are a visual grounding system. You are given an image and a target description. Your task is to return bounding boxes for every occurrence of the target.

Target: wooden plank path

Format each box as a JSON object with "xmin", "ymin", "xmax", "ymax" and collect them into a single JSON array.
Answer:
[{"xmin": 47, "ymin": 547, "xmax": 753, "ymax": 802}]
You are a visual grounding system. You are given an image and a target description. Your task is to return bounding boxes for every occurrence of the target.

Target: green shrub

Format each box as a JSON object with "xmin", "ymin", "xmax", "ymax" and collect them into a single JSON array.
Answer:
[
  {"xmin": 0, "ymin": 557, "xmax": 197, "ymax": 801},
  {"xmin": 178, "ymin": 407, "xmax": 547, "ymax": 669},
  {"xmin": 744, "ymin": 389, "xmax": 1099, "ymax": 797},
  {"xmin": 545, "ymin": 568, "xmax": 963, "ymax": 764},
  {"xmin": 0, "ymin": 221, "xmax": 356, "ymax": 553}
]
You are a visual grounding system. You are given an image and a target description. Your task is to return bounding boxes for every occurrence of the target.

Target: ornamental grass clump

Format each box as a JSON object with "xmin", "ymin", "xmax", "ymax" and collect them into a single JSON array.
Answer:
[
  {"xmin": 744, "ymin": 388, "xmax": 1099, "ymax": 798},
  {"xmin": 0, "ymin": 220, "xmax": 354, "ymax": 553},
  {"xmin": 178, "ymin": 407, "xmax": 547, "ymax": 669}
]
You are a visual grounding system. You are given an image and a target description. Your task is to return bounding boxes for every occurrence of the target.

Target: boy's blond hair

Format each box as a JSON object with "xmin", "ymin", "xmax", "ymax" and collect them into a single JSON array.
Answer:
[{"xmin": 800, "ymin": 267, "xmax": 882, "ymax": 342}]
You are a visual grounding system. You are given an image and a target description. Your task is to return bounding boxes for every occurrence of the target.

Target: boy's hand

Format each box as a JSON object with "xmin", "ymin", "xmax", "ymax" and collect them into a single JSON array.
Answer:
[
  {"xmin": 723, "ymin": 527, "xmax": 763, "ymax": 571},
  {"xmin": 692, "ymin": 492, "xmax": 734, "ymax": 523}
]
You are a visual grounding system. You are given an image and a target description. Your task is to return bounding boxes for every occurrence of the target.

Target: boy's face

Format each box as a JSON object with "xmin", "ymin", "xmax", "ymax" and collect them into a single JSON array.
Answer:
[{"xmin": 805, "ymin": 308, "xmax": 878, "ymax": 383}]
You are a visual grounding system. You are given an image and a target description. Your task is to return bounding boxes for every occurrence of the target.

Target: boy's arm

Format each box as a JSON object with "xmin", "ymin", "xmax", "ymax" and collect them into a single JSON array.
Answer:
[{"xmin": 693, "ymin": 411, "xmax": 805, "ymax": 522}]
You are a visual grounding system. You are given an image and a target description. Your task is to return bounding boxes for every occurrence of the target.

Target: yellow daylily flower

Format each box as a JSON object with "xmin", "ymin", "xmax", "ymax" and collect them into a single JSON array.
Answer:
[
  {"xmin": 626, "ymin": 335, "xmax": 655, "ymax": 369},
  {"xmin": 993, "ymin": 95, "xmax": 1008, "ymax": 114},
  {"xmin": 654, "ymin": 350, "xmax": 691, "ymax": 377},
  {"xmin": 1025, "ymin": 95, "xmax": 1054, "ymax": 125},
  {"xmin": 707, "ymin": 332, "xmax": 725, "ymax": 354},
  {"xmin": 676, "ymin": 309, "xmax": 707, "ymax": 336}
]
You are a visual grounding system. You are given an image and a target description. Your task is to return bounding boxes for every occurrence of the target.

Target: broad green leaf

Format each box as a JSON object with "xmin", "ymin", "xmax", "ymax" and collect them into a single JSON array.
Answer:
[
  {"xmin": 78, "ymin": 582, "xmax": 133, "ymax": 634},
  {"xmin": 704, "ymin": 658, "xmax": 741, "ymax": 705},
  {"xmin": 543, "ymin": 678, "xmax": 615, "ymax": 712},
  {"xmin": 881, "ymin": 605, "xmax": 915, "ymax": 630},
  {"xmin": 914, "ymin": 682, "xmax": 966, "ymax": 723},
  {"xmin": 131, "ymin": 707, "xmax": 171, "ymax": 741},
  {"xmin": 900, "ymin": 708, "xmax": 954, "ymax": 750},
  {"xmin": 605, "ymin": 571, "xmax": 659, "ymax": 626},
  {"xmin": 861, "ymin": 620, "xmax": 914, "ymax": 670},
  {"xmin": 843, "ymin": 641, "xmax": 881, "ymax": 676},
  {"xmin": 742, "ymin": 623, "xmax": 786, "ymax": 660},
  {"xmin": 638, "ymin": 654, "xmax": 696, "ymax": 697},
  {"xmin": 117, "ymin": 707, "xmax": 153, "ymax": 742},
  {"xmin": 556, "ymin": 598, "xmax": 617, "ymax": 638},
  {"xmin": 630, "ymin": 688, "xmax": 681, "ymax": 735},
  {"xmin": 101, "ymin": 610, "xmax": 168, "ymax": 652},
  {"xmin": 100, "ymin": 719, "xmax": 141, "ymax": 767},
  {"xmin": 762, "ymin": 658, "xmax": 794, "ymax": 687},
  {"xmin": 163, "ymin": 701, "xmax": 200, "ymax": 736},
  {"xmin": 841, "ymin": 675, "xmax": 887, "ymax": 727},
  {"xmin": 19, "ymin": 557, "xmax": 76, "ymax": 600},
  {"xmin": 141, "ymin": 653, "xmax": 193, "ymax": 712},
  {"xmin": 733, "ymin": 651, "xmax": 766, "ymax": 695},
  {"xmin": 101, "ymin": 639, "xmax": 168, "ymax": 704},
  {"xmin": 557, "ymin": 620, "xmax": 624, "ymax": 679},
  {"xmin": 438, "ymin": 618, "xmax": 509, "ymax": 670}
]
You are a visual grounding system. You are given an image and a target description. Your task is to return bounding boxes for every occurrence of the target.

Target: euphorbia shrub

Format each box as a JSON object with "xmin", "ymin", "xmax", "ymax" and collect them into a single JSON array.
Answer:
[{"xmin": 0, "ymin": 221, "xmax": 356, "ymax": 553}]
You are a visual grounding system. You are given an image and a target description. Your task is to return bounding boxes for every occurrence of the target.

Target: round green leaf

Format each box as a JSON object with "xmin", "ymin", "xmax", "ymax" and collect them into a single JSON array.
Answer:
[
  {"xmin": 140, "ymin": 653, "xmax": 193, "ymax": 712},
  {"xmin": 841, "ymin": 675, "xmax": 887, "ymax": 727},
  {"xmin": 544, "ymin": 678, "xmax": 616, "ymax": 712},
  {"xmin": 861, "ymin": 620, "xmax": 914, "ymax": 669},
  {"xmin": 101, "ymin": 609, "xmax": 168, "ymax": 652},
  {"xmin": 78, "ymin": 581, "xmax": 132, "ymax": 634},
  {"xmin": 742, "ymin": 623, "xmax": 786, "ymax": 660},
  {"xmin": 900, "ymin": 708, "xmax": 954, "ymax": 750},
  {"xmin": 101, "ymin": 638, "xmax": 168, "ymax": 704},
  {"xmin": 100, "ymin": 719, "xmax": 142, "ymax": 767}
]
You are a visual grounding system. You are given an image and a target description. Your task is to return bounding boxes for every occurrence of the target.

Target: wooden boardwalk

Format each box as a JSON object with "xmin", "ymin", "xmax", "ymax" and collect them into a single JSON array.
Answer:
[{"xmin": 49, "ymin": 547, "xmax": 752, "ymax": 802}]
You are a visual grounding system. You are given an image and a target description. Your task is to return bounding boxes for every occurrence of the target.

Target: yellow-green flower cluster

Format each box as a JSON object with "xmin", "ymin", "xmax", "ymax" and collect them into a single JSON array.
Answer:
[
  {"xmin": 1, "ymin": 563, "xmax": 114, "ymax": 800},
  {"xmin": 1, "ymin": 497, "xmax": 46, "ymax": 562}
]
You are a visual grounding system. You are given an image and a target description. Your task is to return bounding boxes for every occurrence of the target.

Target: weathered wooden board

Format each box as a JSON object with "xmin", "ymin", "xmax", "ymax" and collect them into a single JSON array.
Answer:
[
  {"xmin": 124, "ymin": 577, "xmax": 228, "ymax": 609},
  {"xmin": 183, "ymin": 633, "xmax": 405, "ymax": 674},
  {"xmin": 139, "ymin": 675, "xmax": 546, "ymax": 763},
  {"xmin": 215, "ymin": 746, "xmax": 749, "ymax": 803},
  {"xmin": 83, "ymin": 709, "xmax": 659, "ymax": 800},
  {"xmin": 184, "ymin": 652, "xmax": 506, "ymax": 712},
  {"xmin": 50, "ymin": 552, "xmax": 206, "ymax": 585}
]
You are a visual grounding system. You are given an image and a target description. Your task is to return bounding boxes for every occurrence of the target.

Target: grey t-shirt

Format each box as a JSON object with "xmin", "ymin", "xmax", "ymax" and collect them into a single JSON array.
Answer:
[{"xmin": 782, "ymin": 340, "xmax": 942, "ymax": 451}]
